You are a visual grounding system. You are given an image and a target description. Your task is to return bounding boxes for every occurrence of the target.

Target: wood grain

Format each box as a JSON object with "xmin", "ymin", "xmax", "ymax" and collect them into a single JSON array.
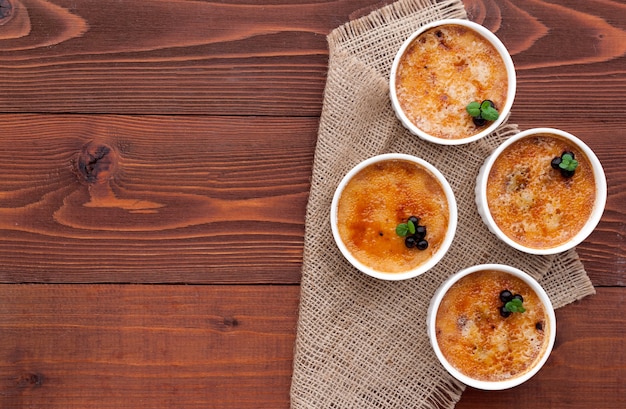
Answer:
[
  {"xmin": 0, "ymin": 0, "xmax": 622, "ymax": 117},
  {"xmin": 0, "ymin": 114, "xmax": 316, "ymax": 283},
  {"xmin": 1, "ymin": 285, "xmax": 624, "ymax": 409},
  {"xmin": 0, "ymin": 113, "xmax": 623, "ymax": 285},
  {"xmin": 0, "ymin": 0, "xmax": 393, "ymax": 115},
  {"xmin": 0, "ymin": 284, "xmax": 299, "ymax": 409},
  {"xmin": 0, "ymin": 1, "xmax": 623, "ymax": 285}
]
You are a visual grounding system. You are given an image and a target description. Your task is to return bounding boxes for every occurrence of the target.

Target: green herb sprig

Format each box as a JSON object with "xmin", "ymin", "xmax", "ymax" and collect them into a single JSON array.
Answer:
[
  {"xmin": 396, "ymin": 219, "xmax": 416, "ymax": 237},
  {"xmin": 559, "ymin": 153, "xmax": 578, "ymax": 172},
  {"xmin": 466, "ymin": 100, "xmax": 500, "ymax": 123},
  {"xmin": 505, "ymin": 298, "xmax": 526, "ymax": 313},
  {"xmin": 551, "ymin": 151, "xmax": 579, "ymax": 178}
]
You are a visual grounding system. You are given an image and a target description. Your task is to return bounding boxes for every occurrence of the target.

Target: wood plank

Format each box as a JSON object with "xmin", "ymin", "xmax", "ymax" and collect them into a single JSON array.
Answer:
[
  {"xmin": 0, "ymin": 0, "xmax": 393, "ymax": 116},
  {"xmin": 0, "ymin": 114, "xmax": 316, "ymax": 283},
  {"xmin": 1, "ymin": 285, "xmax": 624, "ymax": 408},
  {"xmin": 0, "ymin": 1, "xmax": 623, "ymax": 116},
  {"xmin": 0, "ymin": 114, "xmax": 624, "ymax": 285},
  {"xmin": 0, "ymin": 284, "xmax": 300, "ymax": 409}
]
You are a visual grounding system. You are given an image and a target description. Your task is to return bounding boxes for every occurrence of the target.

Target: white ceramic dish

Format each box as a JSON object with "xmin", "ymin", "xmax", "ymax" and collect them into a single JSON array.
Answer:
[
  {"xmin": 389, "ymin": 19, "xmax": 516, "ymax": 145},
  {"xmin": 427, "ymin": 264, "xmax": 556, "ymax": 390},
  {"xmin": 475, "ymin": 127, "xmax": 607, "ymax": 255},
  {"xmin": 330, "ymin": 153, "xmax": 457, "ymax": 280}
]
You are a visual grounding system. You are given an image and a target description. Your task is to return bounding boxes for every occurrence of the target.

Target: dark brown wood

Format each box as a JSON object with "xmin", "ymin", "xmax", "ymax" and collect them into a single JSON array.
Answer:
[
  {"xmin": 0, "ymin": 284, "xmax": 299, "ymax": 408},
  {"xmin": 0, "ymin": 114, "xmax": 315, "ymax": 283},
  {"xmin": 0, "ymin": 114, "xmax": 622, "ymax": 284},
  {"xmin": 0, "ymin": 0, "xmax": 400, "ymax": 116},
  {"xmin": 1, "ymin": 286, "xmax": 624, "ymax": 409},
  {"xmin": 0, "ymin": 0, "xmax": 624, "ymax": 408},
  {"xmin": 0, "ymin": 0, "xmax": 623, "ymax": 284},
  {"xmin": 0, "ymin": 0, "xmax": 623, "ymax": 119}
]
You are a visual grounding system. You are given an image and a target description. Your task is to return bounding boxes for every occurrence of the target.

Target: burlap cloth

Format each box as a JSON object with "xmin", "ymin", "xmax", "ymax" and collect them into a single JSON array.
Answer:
[{"xmin": 290, "ymin": 0, "xmax": 596, "ymax": 407}]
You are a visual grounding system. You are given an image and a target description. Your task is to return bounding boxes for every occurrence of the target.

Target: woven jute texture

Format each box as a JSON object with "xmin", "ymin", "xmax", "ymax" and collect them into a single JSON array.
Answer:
[{"xmin": 290, "ymin": 0, "xmax": 596, "ymax": 408}]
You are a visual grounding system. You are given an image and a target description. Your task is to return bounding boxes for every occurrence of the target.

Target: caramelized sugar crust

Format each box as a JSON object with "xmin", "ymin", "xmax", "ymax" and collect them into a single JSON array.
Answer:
[
  {"xmin": 336, "ymin": 160, "xmax": 449, "ymax": 273},
  {"xmin": 435, "ymin": 270, "xmax": 549, "ymax": 382},
  {"xmin": 395, "ymin": 24, "xmax": 508, "ymax": 140},
  {"xmin": 487, "ymin": 134, "xmax": 596, "ymax": 249}
]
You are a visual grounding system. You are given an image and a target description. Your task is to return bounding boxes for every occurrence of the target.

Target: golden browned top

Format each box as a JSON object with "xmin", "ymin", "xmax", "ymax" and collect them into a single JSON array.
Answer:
[
  {"xmin": 435, "ymin": 270, "xmax": 549, "ymax": 382},
  {"xmin": 395, "ymin": 24, "xmax": 508, "ymax": 140},
  {"xmin": 487, "ymin": 134, "xmax": 596, "ymax": 249},
  {"xmin": 336, "ymin": 159, "xmax": 449, "ymax": 273}
]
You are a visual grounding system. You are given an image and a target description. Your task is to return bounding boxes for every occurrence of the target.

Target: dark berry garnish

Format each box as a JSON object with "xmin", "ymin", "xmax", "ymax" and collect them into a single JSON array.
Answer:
[
  {"xmin": 405, "ymin": 236, "xmax": 417, "ymax": 248},
  {"xmin": 499, "ymin": 289, "xmax": 513, "ymax": 303},
  {"xmin": 535, "ymin": 321, "xmax": 544, "ymax": 331},
  {"xmin": 397, "ymin": 215, "xmax": 429, "ymax": 251},
  {"xmin": 414, "ymin": 225, "xmax": 427, "ymax": 240},
  {"xmin": 498, "ymin": 290, "xmax": 526, "ymax": 318},
  {"xmin": 416, "ymin": 239, "xmax": 429, "ymax": 250},
  {"xmin": 472, "ymin": 116, "xmax": 487, "ymax": 127},
  {"xmin": 499, "ymin": 306, "xmax": 512, "ymax": 318},
  {"xmin": 552, "ymin": 151, "xmax": 578, "ymax": 178}
]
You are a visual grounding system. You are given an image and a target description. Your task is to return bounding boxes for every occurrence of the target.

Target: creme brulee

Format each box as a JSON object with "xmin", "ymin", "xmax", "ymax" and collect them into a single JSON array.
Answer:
[
  {"xmin": 394, "ymin": 24, "xmax": 509, "ymax": 140},
  {"xmin": 486, "ymin": 133, "xmax": 596, "ymax": 249},
  {"xmin": 336, "ymin": 159, "xmax": 449, "ymax": 273},
  {"xmin": 435, "ymin": 269, "xmax": 550, "ymax": 382}
]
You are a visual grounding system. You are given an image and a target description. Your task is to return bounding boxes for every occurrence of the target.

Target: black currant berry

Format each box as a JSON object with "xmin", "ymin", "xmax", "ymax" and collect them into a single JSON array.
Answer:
[
  {"xmin": 499, "ymin": 290, "xmax": 513, "ymax": 303},
  {"xmin": 405, "ymin": 236, "xmax": 417, "ymax": 248},
  {"xmin": 499, "ymin": 305, "xmax": 511, "ymax": 318},
  {"xmin": 512, "ymin": 293, "xmax": 524, "ymax": 303},
  {"xmin": 472, "ymin": 116, "xmax": 487, "ymax": 127},
  {"xmin": 416, "ymin": 239, "xmax": 429, "ymax": 250},
  {"xmin": 414, "ymin": 225, "xmax": 427, "ymax": 240},
  {"xmin": 551, "ymin": 157, "xmax": 562, "ymax": 170},
  {"xmin": 560, "ymin": 169, "xmax": 575, "ymax": 178},
  {"xmin": 408, "ymin": 215, "xmax": 420, "ymax": 226}
]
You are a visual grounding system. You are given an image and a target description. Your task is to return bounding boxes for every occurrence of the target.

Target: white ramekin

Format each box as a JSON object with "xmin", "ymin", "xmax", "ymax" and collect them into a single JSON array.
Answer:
[
  {"xmin": 475, "ymin": 127, "xmax": 607, "ymax": 255},
  {"xmin": 330, "ymin": 153, "xmax": 458, "ymax": 280},
  {"xmin": 427, "ymin": 264, "xmax": 556, "ymax": 390},
  {"xmin": 389, "ymin": 19, "xmax": 516, "ymax": 145}
]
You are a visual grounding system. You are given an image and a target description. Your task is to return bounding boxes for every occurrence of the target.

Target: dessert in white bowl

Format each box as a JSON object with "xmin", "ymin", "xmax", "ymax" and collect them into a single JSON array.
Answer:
[
  {"xmin": 390, "ymin": 19, "xmax": 516, "ymax": 145},
  {"xmin": 427, "ymin": 264, "xmax": 556, "ymax": 390},
  {"xmin": 476, "ymin": 127, "xmax": 607, "ymax": 255},
  {"xmin": 330, "ymin": 153, "xmax": 457, "ymax": 280}
]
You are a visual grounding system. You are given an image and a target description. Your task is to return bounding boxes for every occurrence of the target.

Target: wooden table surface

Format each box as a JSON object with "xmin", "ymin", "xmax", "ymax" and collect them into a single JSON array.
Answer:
[{"xmin": 0, "ymin": 0, "xmax": 624, "ymax": 407}]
